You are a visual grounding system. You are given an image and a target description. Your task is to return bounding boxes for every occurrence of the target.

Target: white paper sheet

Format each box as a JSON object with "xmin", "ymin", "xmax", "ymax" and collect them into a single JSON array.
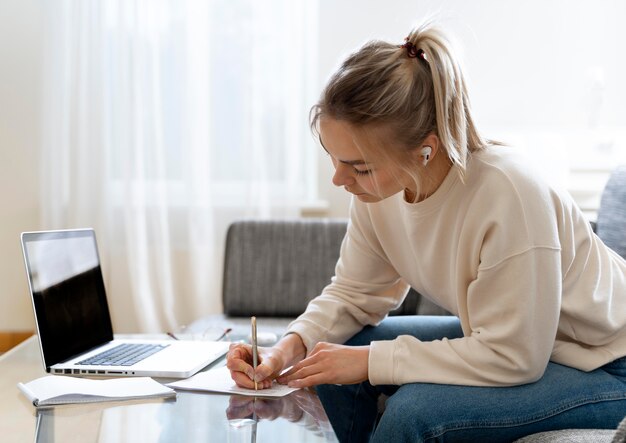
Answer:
[{"xmin": 167, "ymin": 366, "xmax": 299, "ymax": 397}]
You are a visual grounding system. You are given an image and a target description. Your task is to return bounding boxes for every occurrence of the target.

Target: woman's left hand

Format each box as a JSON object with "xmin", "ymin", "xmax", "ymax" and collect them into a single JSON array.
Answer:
[{"xmin": 276, "ymin": 342, "xmax": 369, "ymax": 388}]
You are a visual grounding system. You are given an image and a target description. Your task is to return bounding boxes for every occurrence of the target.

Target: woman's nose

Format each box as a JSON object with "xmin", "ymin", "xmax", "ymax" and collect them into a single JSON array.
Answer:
[{"xmin": 332, "ymin": 163, "xmax": 355, "ymax": 187}]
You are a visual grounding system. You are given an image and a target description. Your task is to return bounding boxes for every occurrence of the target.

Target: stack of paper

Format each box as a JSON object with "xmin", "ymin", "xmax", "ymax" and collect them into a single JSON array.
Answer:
[{"xmin": 18, "ymin": 376, "xmax": 176, "ymax": 407}]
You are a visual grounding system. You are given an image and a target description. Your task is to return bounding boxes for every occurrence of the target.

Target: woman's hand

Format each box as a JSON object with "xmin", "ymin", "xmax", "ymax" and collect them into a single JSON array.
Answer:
[
  {"xmin": 226, "ymin": 333, "xmax": 307, "ymax": 389},
  {"xmin": 277, "ymin": 342, "xmax": 369, "ymax": 388},
  {"xmin": 226, "ymin": 343, "xmax": 285, "ymax": 389}
]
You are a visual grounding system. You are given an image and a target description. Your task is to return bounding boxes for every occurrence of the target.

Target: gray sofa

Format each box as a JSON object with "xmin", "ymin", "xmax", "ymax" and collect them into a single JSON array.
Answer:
[{"xmin": 189, "ymin": 165, "xmax": 626, "ymax": 441}]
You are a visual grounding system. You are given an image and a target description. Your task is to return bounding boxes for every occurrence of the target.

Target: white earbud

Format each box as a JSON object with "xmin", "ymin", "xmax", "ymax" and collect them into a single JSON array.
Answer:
[{"xmin": 420, "ymin": 146, "xmax": 432, "ymax": 166}]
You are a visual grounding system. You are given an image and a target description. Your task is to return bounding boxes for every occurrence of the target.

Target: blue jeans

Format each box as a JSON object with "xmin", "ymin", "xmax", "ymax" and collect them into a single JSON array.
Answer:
[{"xmin": 317, "ymin": 316, "xmax": 626, "ymax": 443}]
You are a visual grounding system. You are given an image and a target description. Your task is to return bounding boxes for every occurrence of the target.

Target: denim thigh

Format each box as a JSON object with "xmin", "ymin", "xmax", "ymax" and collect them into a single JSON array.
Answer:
[
  {"xmin": 317, "ymin": 316, "xmax": 626, "ymax": 443},
  {"xmin": 375, "ymin": 359, "xmax": 626, "ymax": 442}
]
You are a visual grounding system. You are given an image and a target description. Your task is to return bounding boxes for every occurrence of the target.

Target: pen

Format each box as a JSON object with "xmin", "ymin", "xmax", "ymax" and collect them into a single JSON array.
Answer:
[
  {"xmin": 251, "ymin": 316, "xmax": 258, "ymax": 391},
  {"xmin": 215, "ymin": 327, "xmax": 232, "ymax": 341}
]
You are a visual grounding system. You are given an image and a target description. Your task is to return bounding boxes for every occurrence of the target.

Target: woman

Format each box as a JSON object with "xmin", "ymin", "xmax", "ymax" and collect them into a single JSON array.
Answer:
[{"xmin": 226, "ymin": 22, "xmax": 626, "ymax": 442}]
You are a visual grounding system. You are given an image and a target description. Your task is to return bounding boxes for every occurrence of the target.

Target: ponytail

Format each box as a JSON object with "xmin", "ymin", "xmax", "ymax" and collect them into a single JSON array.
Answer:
[{"xmin": 405, "ymin": 23, "xmax": 487, "ymax": 174}]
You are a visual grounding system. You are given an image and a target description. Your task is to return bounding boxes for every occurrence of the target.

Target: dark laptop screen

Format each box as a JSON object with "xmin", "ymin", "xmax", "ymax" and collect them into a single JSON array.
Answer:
[{"xmin": 21, "ymin": 229, "xmax": 114, "ymax": 368}]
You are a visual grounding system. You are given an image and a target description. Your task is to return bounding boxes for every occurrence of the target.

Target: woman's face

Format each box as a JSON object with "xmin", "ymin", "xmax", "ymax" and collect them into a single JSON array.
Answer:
[{"xmin": 319, "ymin": 118, "xmax": 415, "ymax": 203}]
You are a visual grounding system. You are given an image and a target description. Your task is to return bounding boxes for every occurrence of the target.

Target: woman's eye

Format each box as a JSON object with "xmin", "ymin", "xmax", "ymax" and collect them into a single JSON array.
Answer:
[{"xmin": 354, "ymin": 169, "xmax": 371, "ymax": 176}]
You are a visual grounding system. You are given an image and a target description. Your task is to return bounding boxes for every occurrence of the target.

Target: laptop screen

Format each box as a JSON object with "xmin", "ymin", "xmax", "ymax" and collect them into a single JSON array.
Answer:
[{"xmin": 21, "ymin": 229, "xmax": 114, "ymax": 368}]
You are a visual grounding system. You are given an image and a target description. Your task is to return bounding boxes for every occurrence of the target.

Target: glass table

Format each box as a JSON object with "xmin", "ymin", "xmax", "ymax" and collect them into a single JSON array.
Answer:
[{"xmin": 0, "ymin": 336, "xmax": 337, "ymax": 443}]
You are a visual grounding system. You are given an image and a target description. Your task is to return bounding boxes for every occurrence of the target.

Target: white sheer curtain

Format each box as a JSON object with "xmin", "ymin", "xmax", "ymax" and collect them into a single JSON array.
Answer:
[{"xmin": 41, "ymin": 0, "xmax": 319, "ymax": 332}]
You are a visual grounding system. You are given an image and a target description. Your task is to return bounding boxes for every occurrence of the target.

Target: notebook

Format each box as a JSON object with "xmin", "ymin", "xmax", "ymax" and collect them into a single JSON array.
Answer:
[{"xmin": 21, "ymin": 228, "xmax": 229, "ymax": 379}]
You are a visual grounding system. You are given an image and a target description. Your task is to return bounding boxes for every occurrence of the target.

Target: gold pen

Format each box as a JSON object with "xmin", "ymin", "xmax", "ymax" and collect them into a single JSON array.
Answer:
[{"xmin": 251, "ymin": 316, "xmax": 258, "ymax": 391}]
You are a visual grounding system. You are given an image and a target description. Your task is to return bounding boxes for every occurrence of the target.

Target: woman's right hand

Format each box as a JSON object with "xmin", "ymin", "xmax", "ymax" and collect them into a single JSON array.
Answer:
[
  {"xmin": 226, "ymin": 343, "xmax": 283, "ymax": 389},
  {"xmin": 226, "ymin": 333, "xmax": 307, "ymax": 389}
]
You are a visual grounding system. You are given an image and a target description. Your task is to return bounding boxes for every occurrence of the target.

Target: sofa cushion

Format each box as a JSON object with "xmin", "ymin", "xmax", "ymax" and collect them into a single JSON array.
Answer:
[
  {"xmin": 596, "ymin": 165, "xmax": 626, "ymax": 259},
  {"xmin": 222, "ymin": 219, "xmax": 347, "ymax": 317},
  {"xmin": 513, "ymin": 429, "xmax": 615, "ymax": 442}
]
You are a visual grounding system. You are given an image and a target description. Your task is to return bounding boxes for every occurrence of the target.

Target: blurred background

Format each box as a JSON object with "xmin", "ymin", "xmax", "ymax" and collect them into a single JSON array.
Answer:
[{"xmin": 1, "ymin": 0, "xmax": 625, "ymax": 343}]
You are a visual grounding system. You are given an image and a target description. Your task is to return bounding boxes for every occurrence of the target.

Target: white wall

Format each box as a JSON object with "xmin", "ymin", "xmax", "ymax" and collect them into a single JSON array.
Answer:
[
  {"xmin": 1, "ymin": 0, "xmax": 625, "ymax": 331},
  {"xmin": 0, "ymin": 0, "xmax": 43, "ymax": 331}
]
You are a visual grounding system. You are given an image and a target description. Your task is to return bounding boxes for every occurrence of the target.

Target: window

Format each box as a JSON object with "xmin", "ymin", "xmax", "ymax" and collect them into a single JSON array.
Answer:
[{"xmin": 101, "ymin": 0, "xmax": 319, "ymax": 207}]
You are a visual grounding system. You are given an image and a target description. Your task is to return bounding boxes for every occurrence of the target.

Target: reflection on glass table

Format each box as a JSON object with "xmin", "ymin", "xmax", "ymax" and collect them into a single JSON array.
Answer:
[
  {"xmin": 226, "ymin": 389, "xmax": 336, "ymax": 442},
  {"xmin": 33, "ymin": 386, "xmax": 337, "ymax": 442}
]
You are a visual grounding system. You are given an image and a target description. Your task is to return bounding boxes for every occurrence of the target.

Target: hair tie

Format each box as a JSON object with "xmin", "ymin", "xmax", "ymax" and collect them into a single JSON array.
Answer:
[{"xmin": 400, "ymin": 38, "xmax": 427, "ymax": 61}]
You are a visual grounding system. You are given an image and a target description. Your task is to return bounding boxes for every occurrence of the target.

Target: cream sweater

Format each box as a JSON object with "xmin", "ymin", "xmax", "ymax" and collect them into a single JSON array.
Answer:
[{"xmin": 286, "ymin": 147, "xmax": 626, "ymax": 387}]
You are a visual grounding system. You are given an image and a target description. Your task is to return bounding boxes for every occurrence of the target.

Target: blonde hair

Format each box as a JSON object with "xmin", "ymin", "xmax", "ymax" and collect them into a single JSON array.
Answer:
[{"xmin": 311, "ymin": 23, "xmax": 495, "ymax": 194}]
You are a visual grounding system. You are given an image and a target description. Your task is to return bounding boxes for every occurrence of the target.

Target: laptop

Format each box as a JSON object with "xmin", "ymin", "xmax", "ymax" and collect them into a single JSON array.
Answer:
[{"xmin": 21, "ymin": 228, "xmax": 229, "ymax": 378}]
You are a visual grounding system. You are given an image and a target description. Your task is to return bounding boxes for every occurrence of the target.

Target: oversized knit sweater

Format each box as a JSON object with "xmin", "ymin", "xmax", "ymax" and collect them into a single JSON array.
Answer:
[{"xmin": 286, "ymin": 146, "xmax": 626, "ymax": 387}]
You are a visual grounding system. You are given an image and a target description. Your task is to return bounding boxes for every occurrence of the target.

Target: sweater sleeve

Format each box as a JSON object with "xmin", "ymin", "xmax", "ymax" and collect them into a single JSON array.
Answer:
[
  {"xmin": 369, "ymin": 246, "xmax": 562, "ymax": 386},
  {"xmin": 286, "ymin": 198, "xmax": 410, "ymax": 354}
]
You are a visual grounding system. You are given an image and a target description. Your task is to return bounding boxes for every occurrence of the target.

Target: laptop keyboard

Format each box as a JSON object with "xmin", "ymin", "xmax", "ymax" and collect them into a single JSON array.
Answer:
[{"xmin": 77, "ymin": 343, "xmax": 169, "ymax": 367}]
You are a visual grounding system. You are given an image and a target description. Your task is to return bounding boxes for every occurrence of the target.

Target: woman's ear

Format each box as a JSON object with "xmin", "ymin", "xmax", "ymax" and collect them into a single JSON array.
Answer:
[{"xmin": 411, "ymin": 134, "xmax": 440, "ymax": 166}]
